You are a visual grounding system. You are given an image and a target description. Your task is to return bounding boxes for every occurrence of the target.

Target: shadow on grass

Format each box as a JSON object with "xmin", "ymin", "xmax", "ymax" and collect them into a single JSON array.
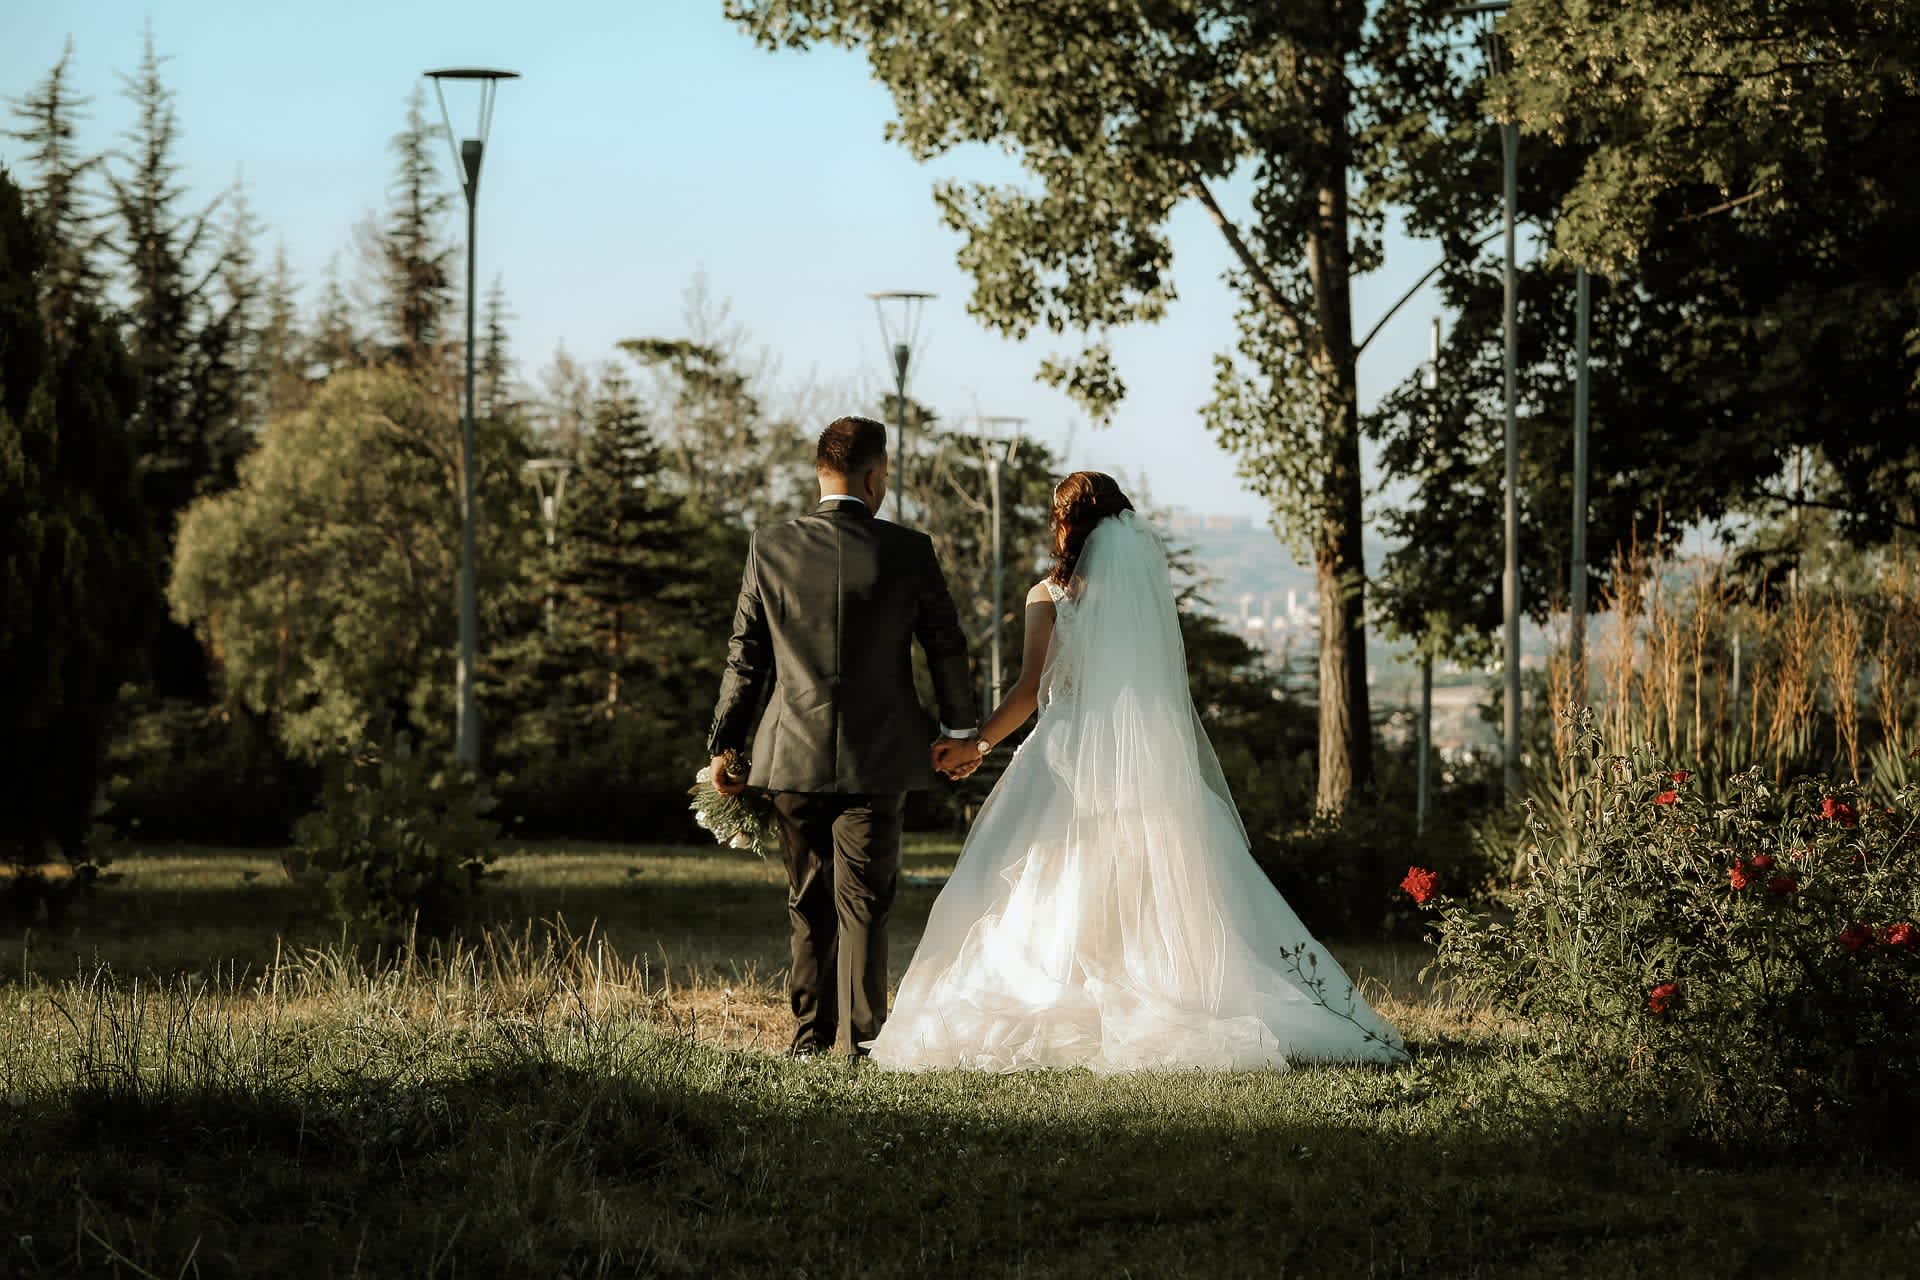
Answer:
[{"xmin": 5, "ymin": 1035, "xmax": 1917, "ymax": 1278}]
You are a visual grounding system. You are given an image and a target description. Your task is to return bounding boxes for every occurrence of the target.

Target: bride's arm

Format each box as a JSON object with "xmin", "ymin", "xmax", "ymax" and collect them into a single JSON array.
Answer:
[{"xmin": 975, "ymin": 583, "xmax": 1058, "ymax": 753}]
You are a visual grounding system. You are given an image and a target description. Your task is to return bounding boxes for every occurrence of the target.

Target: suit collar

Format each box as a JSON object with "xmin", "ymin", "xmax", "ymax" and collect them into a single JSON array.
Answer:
[{"xmin": 815, "ymin": 496, "xmax": 874, "ymax": 519}]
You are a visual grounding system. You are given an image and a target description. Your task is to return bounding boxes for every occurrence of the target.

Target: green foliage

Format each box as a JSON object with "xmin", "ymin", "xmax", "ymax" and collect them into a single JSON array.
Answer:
[
  {"xmin": 1349, "ymin": 1, "xmax": 1920, "ymax": 662},
  {"xmin": 168, "ymin": 366, "xmax": 538, "ymax": 761},
  {"xmin": 104, "ymin": 694, "xmax": 315, "ymax": 846},
  {"xmin": 1433, "ymin": 720, "xmax": 1920, "ymax": 1146},
  {"xmin": 724, "ymin": 0, "xmax": 1473, "ymax": 811},
  {"xmin": 616, "ymin": 274, "xmax": 813, "ymax": 525},
  {"xmin": 288, "ymin": 735, "xmax": 499, "ymax": 940},
  {"xmin": 0, "ymin": 166, "xmax": 158, "ymax": 865},
  {"xmin": 488, "ymin": 363, "xmax": 749, "ymax": 839}
]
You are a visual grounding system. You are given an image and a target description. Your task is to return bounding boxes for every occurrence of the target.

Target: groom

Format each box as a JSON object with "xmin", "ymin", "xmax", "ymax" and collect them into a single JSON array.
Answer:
[{"xmin": 707, "ymin": 415, "xmax": 981, "ymax": 1059}]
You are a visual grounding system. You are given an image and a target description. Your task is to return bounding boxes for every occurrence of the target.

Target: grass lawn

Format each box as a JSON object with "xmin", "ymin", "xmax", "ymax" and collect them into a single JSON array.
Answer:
[{"xmin": 2, "ymin": 840, "xmax": 1914, "ymax": 1277}]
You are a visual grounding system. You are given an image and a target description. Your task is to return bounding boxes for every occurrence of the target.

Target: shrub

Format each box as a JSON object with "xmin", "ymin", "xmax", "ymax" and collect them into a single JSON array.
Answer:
[
  {"xmin": 1248, "ymin": 736, "xmax": 1504, "ymax": 937},
  {"xmin": 105, "ymin": 695, "xmax": 317, "ymax": 845},
  {"xmin": 1431, "ymin": 718, "xmax": 1920, "ymax": 1146},
  {"xmin": 493, "ymin": 708, "xmax": 702, "ymax": 842},
  {"xmin": 288, "ymin": 735, "xmax": 499, "ymax": 941}
]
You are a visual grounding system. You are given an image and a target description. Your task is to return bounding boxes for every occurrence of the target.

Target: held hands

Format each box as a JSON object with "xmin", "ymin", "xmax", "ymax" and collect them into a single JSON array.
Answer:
[{"xmin": 931, "ymin": 736, "xmax": 985, "ymax": 781}]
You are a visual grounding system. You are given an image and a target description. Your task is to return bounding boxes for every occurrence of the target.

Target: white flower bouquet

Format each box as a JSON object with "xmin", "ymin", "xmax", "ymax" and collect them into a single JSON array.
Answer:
[{"xmin": 687, "ymin": 749, "xmax": 780, "ymax": 858}]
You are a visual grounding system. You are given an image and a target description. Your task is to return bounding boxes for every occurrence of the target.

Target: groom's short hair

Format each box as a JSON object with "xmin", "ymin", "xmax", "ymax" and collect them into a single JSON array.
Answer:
[{"xmin": 817, "ymin": 416, "xmax": 888, "ymax": 477}]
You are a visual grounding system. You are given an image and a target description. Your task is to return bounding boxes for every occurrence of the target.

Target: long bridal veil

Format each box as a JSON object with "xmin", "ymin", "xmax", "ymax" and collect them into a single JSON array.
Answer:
[{"xmin": 869, "ymin": 510, "xmax": 1407, "ymax": 1071}]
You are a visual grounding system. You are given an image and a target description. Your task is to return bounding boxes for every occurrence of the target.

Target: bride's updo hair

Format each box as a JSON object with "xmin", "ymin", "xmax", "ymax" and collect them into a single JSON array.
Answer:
[{"xmin": 1048, "ymin": 471, "xmax": 1135, "ymax": 586}]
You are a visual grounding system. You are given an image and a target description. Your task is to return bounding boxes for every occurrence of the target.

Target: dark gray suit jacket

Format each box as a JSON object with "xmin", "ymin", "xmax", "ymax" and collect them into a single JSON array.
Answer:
[{"xmin": 707, "ymin": 498, "xmax": 977, "ymax": 794}]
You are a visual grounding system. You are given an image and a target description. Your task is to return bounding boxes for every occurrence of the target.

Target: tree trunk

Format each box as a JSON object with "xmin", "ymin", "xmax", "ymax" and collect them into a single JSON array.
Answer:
[{"xmin": 1304, "ymin": 62, "xmax": 1372, "ymax": 816}]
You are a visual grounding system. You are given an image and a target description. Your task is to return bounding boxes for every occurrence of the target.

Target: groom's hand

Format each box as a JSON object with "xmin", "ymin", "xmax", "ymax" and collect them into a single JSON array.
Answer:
[
  {"xmin": 931, "ymin": 737, "xmax": 982, "ymax": 780},
  {"xmin": 710, "ymin": 755, "xmax": 746, "ymax": 796}
]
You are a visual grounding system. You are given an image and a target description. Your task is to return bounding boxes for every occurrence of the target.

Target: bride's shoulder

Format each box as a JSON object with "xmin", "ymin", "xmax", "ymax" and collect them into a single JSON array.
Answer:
[{"xmin": 1026, "ymin": 579, "xmax": 1062, "ymax": 607}]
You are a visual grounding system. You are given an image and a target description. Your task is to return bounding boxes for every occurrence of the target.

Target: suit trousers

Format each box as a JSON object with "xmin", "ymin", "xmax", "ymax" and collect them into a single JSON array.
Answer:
[{"xmin": 770, "ymin": 791, "xmax": 904, "ymax": 1056}]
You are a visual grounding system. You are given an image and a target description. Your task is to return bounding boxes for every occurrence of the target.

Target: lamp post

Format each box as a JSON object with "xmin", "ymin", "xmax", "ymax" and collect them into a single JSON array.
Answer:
[
  {"xmin": 1569, "ymin": 268, "xmax": 1591, "ymax": 701},
  {"xmin": 1450, "ymin": 2, "xmax": 1521, "ymax": 800},
  {"xmin": 1419, "ymin": 316, "xmax": 1441, "ymax": 839},
  {"xmin": 976, "ymin": 415, "xmax": 1026, "ymax": 712},
  {"xmin": 869, "ymin": 290, "xmax": 934, "ymax": 524},
  {"xmin": 523, "ymin": 458, "xmax": 574, "ymax": 633},
  {"xmin": 426, "ymin": 66, "xmax": 518, "ymax": 769}
]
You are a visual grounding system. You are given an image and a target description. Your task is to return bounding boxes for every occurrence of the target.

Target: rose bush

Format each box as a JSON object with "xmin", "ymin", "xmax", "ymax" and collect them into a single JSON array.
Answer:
[{"xmin": 1428, "ymin": 720, "xmax": 1920, "ymax": 1146}]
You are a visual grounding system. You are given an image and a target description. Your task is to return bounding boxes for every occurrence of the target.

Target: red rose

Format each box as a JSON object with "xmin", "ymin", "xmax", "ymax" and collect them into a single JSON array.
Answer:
[
  {"xmin": 1750, "ymin": 853, "xmax": 1776, "ymax": 871},
  {"xmin": 1768, "ymin": 875, "xmax": 1798, "ymax": 897},
  {"xmin": 1839, "ymin": 922, "xmax": 1873, "ymax": 953},
  {"xmin": 1728, "ymin": 862, "xmax": 1752, "ymax": 890},
  {"xmin": 1819, "ymin": 796, "xmax": 1859, "ymax": 828},
  {"xmin": 1885, "ymin": 922, "xmax": 1917, "ymax": 950},
  {"xmin": 1647, "ymin": 982, "xmax": 1680, "ymax": 1014},
  {"xmin": 1653, "ymin": 790, "xmax": 1679, "ymax": 806},
  {"xmin": 1400, "ymin": 866, "xmax": 1438, "ymax": 906},
  {"xmin": 1670, "ymin": 770, "xmax": 1692, "ymax": 785}
]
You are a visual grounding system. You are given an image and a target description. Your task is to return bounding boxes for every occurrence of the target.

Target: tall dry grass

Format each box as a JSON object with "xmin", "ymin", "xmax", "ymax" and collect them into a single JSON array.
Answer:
[
  {"xmin": 1874, "ymin": 546, "xmax": 1918, "ymax": 753},
  {"xmin": 1548, "ymin": 539, "xmax": 1913, "ymax": 793}
]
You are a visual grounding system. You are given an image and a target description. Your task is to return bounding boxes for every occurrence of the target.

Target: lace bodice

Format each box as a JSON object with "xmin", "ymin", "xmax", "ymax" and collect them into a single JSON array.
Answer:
[{"xmin": 1037, "ymin": 579, "xmax": 1077, "ymax": 711}]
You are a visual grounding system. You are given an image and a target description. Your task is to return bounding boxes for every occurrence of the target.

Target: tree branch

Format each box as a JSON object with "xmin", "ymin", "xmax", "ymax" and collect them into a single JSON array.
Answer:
[
  {"xmin": 1179, "ymin": 160, "xmax": 1311, "ymax": 341},
  {"xmin": 1751, "ymin": 487, "xmax": 1920, "ymax": 534},
  {"xmin": 1677, "ymin": 187, "xmax": 1779, "ymax": 223}
]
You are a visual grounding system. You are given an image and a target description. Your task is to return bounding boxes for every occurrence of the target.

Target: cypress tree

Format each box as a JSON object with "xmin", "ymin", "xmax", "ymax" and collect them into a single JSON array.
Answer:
[{"xmin": 0, "ymin": 167, "xmax": 158, "ymax": 863}]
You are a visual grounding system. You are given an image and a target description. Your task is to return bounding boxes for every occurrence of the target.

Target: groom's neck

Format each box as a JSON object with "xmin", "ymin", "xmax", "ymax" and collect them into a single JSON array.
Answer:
[{"xmin": 817, "ymin": 479, "xmax": 866, "ymax": 508}]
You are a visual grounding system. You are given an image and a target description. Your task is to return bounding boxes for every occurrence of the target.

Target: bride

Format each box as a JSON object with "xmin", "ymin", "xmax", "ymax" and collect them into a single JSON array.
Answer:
[{"xmin": 867, "ymin": 472, "xmax": 1408, "ymax": 1073}]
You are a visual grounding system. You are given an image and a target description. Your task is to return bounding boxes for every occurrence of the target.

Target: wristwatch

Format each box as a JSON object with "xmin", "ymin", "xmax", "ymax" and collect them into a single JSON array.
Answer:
[{"xmin": 975, "ymin": 737, "xmax": 993, "ymax": 757}]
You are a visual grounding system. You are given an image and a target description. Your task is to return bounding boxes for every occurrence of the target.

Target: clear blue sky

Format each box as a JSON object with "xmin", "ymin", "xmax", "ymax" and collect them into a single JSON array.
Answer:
[{"xmin": 1, "ymin": 0, "xmax": 1458, "ymax": 524}]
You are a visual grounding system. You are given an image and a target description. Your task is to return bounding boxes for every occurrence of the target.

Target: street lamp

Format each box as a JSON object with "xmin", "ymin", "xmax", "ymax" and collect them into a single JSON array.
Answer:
[
  {"xmin": 1419, "ymin": 316, "xmax": 1441, "ymax": 839},
  {"xmin": 522, "ymin": 458, "xmax": 574, "ymax": 632},
  {"xmin": 1569, "ymin": 269, "xmax": 1592, "ymax": 701},
  {"xmin": 1451, "ymin": 2, "xmax": 1522, "ymax": 800},
  {"xmin": 869, "ymin": 290, "xmax": 934, "ymax": 524},
  {"xmin": 426, "ymin": 65, "xmax": 518, "ymax": 769},
  {"xmin": 975, "ymin": 415, "xmax": 1026, "ymax": 712}
]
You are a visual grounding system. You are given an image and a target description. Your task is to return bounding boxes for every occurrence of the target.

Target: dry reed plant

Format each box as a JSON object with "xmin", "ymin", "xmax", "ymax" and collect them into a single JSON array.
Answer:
[
  {"xmin": 1641, "ymin": 579, "xmax": 1687, "ymax": 758},
  {"xmin": 1874, "ymin": 545, "xmax": 1916, "ymax": 752},
  {"xmin": 1688, "ymin": 562, "xmax": 1729, "ymax": 760},
  {"xmin": 1746, "ymin": 602, "xmax": 1770, "ymax": 765},
  {"xmin": 1766, "ymin": 591, "xmax": 1822, "ymax": 783},
  {"xmin": 1540, "ymin": 604, "xmax": 1577, "ymax": 761},
  {"xmin": 1827, "ymin": 595, "xmax": 1864, "ymax": 780},
  {"xmin": 1598, "ymin": 537, "xmax": 1651, "ymax": 750}
]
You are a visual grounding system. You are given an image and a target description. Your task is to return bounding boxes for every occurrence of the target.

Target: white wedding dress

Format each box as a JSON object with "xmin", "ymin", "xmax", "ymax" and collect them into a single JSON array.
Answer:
[{"xmin": 865, "ymin": 511, "xmax": 1407, "ymax": 1073}]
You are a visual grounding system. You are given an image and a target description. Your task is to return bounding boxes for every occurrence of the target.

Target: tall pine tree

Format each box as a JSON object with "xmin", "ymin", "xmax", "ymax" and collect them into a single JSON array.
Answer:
[
  {"xmin": 6, "ymin": 37, "xmax": 108, "ymax": 344},
  {"xmin": 357, "ymin": 85, "xmax": 456, "ymax": 371},
  {"xmin": 480, "ymin": 273, "xmax": 514, "ymax": 420},
  {"xmin": 107, "ymin": 21, "xmax": 234, "ymax": 527},
  {"xmin": 106, "ymin": 24, "xmax": 241, "ymax": 699},
  {"xmin": 549, "ymin": 368, "xmax": 706, "ymax": 712},
  {"xmin": 257, "ymin": 241, "xmax": 310, "ymax": 421},
  {"xmin": 310, "ymin": 252, "xmax": 364, "ymax": 376}
]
